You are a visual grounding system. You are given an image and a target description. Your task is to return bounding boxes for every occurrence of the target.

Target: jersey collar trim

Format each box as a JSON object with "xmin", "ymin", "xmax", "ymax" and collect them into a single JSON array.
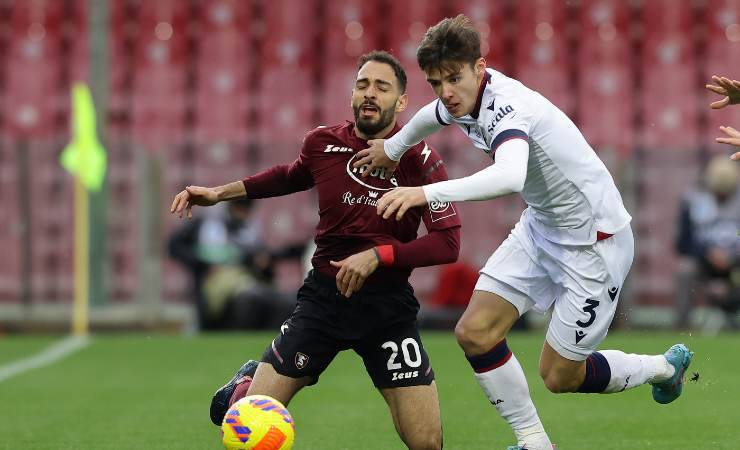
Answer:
[{"xmin": 470, "ymin": 70, "xmax": 492, "ymax": 120}]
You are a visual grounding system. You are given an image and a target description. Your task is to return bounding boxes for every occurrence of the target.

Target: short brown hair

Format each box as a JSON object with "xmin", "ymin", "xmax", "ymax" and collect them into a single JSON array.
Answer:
[
  {"xmin": 357, "ymin": 50, "xmax": 407, "ymax": 94},
  {"xmin": 416, "ymin": 14, "xmax": 481, "ymax": 74}
]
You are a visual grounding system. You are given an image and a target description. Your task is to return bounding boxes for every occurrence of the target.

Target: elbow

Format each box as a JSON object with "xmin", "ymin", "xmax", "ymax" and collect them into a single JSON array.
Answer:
[
  {"xmin": 442, "ymin": 227, "xmax": 461, "ymax": 264},
  {"xmin": 510, "ymin": 173, "xmax": 526, "ymax": 193}
]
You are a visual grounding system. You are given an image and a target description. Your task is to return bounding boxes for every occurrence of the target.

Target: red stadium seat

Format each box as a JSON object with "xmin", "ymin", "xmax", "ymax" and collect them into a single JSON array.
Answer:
[
  {"xmin": 2, "ymin": 0, "xmax": 64, "ymax": 138},
  {"xmin": 320, "ymin": 0, "xmax": 382, "ymax": 125},
  {"xmin": 258, "ymin": 0, "xmax": 318, "ymax": 68},
  {"xmin": 578, "ymin": 0, "xmax": 631, "ymax": 64},
  {"xmin": 701, "ymin": 0, "xmax": 740, "ymax": 151},
  {"xmin": 323, "ymin": 0, "xmax": 381, "ymax": 66},
  {"xmin": 640, "ymin": 0, "xmax": 694, "ymax": 33},
  {"xmin": 450, "ymin": 0, "xmax": 510, "ymax": 70},
  {"xmin": 385, "ymin": 0, "xmax": 445, "ymax": 71},
  {"xmin": 578, "ymin": 65, "xmax": 635, "ymax": 155},
  {"xmin": 192, "ymin": 1, "xmax": 254, "ymax": 148},
  {"xmin": 129, "ymin": 0, "xmax": 191, "ymax": 149},
  {"xmin": 200, "ymin": 0, "xmax": 251, "ymax": 34},
  {"xmin": 513, "ymin": 0, "xmax": 573, "ymax": 114},
  {"xmin": 256, "ymin": 69, "xmax": 315, "ymax": 146},
  {"xmin": 320, "ymin": 64, "xmax": 357, "ymax": 124},
  {"xmin": 640, "ymin": 67, "xmax": 699, "ymax": 150}
]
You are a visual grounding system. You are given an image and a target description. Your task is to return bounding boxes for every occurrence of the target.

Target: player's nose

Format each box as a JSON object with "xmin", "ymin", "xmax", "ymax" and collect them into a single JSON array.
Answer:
[{"xmin": 441, "ymin": 84, "xmax": 454, "ymax": 100}]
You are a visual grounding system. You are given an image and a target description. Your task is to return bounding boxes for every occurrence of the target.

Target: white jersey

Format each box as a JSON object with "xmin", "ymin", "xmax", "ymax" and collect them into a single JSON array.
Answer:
[{"xmin": 387, "ymin": 68, "xmax": 631, "ymax": 245}]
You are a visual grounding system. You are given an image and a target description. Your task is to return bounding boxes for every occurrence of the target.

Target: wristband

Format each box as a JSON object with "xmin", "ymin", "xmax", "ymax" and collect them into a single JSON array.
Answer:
[{"xmin": 374, "ymin": 245, "xmax": 395, "ymax": 266}]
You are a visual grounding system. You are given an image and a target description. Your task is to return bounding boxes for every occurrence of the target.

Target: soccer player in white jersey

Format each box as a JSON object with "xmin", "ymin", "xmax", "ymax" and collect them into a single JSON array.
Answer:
[{"xmin": 354, "ymin": 15, "xmax": 693, "ymax": 450}]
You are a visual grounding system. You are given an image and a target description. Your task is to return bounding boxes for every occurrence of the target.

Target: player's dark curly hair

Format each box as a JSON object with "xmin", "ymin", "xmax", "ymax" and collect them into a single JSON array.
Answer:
[
  {"xmin": 357, "ymin": 50, "xmax": 407, "ymax": 94},
  {"xmin": 416, "ymin": 14, "xmax": 482, "ymax": 74}
]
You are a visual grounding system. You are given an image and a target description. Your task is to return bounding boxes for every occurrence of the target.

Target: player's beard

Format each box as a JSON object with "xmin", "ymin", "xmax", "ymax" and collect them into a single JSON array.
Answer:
[{"xmin": 353, "ymin": 101, "xmax": 395, "ymax": 137}]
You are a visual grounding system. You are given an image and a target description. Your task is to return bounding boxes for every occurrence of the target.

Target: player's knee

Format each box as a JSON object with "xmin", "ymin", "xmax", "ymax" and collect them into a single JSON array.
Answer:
[
  {"xmin": 454, "ymin": 318, "xmax": 506, "ymax": 355},
  {"xmin": 540, "ymin": 370, "xmax": 580, "ymax": 393},
  {"xmin": 405, "ymin": 430, "xmax": 442, "ymax": 450}
]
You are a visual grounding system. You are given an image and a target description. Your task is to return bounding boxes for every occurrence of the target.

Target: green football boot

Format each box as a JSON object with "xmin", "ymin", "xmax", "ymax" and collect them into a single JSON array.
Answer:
[{"xmin": 651, "ymin": 343, "xmax": 693, "ymax": 404}]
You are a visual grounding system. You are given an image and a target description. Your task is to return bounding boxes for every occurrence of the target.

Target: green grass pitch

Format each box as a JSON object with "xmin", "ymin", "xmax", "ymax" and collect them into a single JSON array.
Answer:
[{"xmin": 1, "ymin": 331, "xmax": 737, "ymax": 449}]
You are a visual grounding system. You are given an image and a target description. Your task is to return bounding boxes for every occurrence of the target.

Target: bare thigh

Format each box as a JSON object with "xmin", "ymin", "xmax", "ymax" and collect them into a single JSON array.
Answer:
[
  {"xmin": 455, "ymin": 290, "xmax": 520, "ymax": 355},
  {"xmin": 246, "ymin": 362, "xmax": 314, "ymax": 406},
  {"xmin": 380, "ymin": 382, "xmax": 442, "ymax": 450}
]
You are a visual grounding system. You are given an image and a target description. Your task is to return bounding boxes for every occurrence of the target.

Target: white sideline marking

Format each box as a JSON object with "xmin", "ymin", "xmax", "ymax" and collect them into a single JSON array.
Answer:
[{"xmin": 0, "ymin": 335, "xmax": 90, "ymax": 383}]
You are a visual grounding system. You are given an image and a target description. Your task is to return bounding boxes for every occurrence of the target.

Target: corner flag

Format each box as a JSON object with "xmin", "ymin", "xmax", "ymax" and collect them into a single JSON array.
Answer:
[{"xmin": 60, "ymin": 83, "xmax": 107, "ymax": 191}]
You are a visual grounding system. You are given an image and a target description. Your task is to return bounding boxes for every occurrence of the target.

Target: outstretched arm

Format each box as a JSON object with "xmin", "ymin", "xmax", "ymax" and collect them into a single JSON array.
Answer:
[
  {"xmin": 170, "ymin": 181, "xmax": 245, "ymax": 220},
  {"xmin": 376, "ymin": 138, "xmax": 529, "ymax": 220},
  {"xmin": 353, "ymin": 100, "xmax": 445, "ymax": 176}
]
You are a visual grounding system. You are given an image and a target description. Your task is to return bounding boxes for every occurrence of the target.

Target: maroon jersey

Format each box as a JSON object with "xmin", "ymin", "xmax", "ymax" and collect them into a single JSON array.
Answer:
[{"xmin": 244, "ymin": 122, "xmax": 461, "ymax": 285}]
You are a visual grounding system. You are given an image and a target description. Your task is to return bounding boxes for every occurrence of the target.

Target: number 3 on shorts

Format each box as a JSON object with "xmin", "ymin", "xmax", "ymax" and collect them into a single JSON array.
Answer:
[
  {"xmin": 576, "ymin": 298, "xmax": 600, "ymax": 328},
  {"xmin": 382, "ymin": 338, "xmax": 422, "ymax": 370}
]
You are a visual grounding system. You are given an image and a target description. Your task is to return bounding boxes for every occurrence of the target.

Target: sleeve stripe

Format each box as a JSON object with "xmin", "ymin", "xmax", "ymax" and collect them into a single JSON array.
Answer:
[
  {"xmin": 435, "ymin": 99, "xmax": 450, "ymax": 126},
  {"xmin": 490, "ymin": 129, "xmax": 528, "ymax": 161},
  {"xmin": 491, "ymin": 129, "xmax": 528, "ymax": 152}
]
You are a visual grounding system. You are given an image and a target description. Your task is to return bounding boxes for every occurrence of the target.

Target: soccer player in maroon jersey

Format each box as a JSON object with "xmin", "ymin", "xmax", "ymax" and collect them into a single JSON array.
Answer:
[{"xmin": 170, "ymin": 51, "xmax": 460, "ymax": 450}]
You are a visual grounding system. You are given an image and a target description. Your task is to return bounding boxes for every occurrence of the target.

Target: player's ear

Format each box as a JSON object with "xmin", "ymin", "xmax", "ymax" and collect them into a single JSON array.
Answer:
[
  {"xmin": 395, "ymin": 93, "xmax": 408, "ymax": 113},
  {"xmin": 475, "ymin": 57, "xmax": 486, "ymax": 76}
]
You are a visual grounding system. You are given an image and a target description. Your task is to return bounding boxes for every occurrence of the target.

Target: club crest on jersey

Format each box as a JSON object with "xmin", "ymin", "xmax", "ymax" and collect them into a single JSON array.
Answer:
[
  {"xmin": 487, "ymin": 104, "xmax": 514, "ymax": 133},
  {"xmin": 429, "ymin": 201, "xmax": 457, "ymax": 222},
  {"xmin": 430, "ymin": 201, "xmax": 450, "ymax": 213},
  {"xmin": 295, "ymin": 352, "xmax": 309, "ymax": 369}
]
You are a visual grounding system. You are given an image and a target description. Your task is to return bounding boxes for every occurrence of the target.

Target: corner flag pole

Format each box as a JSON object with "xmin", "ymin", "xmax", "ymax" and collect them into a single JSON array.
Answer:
[
  {"xmin": 72, "ymin": 177, "xmax": 90, "ymax": 336},
  {"xmin": 61, "ymin": 83, "xmax": 107, "ymax": 337}
]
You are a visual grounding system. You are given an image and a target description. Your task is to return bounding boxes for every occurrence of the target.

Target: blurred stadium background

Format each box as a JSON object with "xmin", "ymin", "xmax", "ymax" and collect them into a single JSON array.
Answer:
[
  {"xmin": 1, "ymin": 0, "xmax": 739, "ymax": 331},
  {"xmin": 1, "ymin": 1, "xmax": 739, "ymax": 448}
]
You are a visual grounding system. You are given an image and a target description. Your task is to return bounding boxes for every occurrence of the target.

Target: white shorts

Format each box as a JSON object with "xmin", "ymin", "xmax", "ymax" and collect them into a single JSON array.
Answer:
[{"xmin": 475, "ymin": 214, "xmax": 634, "ymax": 361}]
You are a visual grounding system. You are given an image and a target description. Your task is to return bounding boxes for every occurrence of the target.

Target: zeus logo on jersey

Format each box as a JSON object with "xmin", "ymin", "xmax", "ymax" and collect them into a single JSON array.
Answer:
[
  {"xmin": 486, "ymin": 104, "xmax": 515, "ymax": 134},
  {"xmin": 324, "ymin": 144, "xmax": 353, "ymax": 153}
]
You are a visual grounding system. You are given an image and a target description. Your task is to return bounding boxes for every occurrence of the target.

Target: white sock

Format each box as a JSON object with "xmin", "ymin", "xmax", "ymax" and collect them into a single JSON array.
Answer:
[
  {"xmin": 599, "ymin": 350, "xmax": 675, "ymax": 393},
  {"xmin": 473, "ymin": 353, "xmax": 552, "ymax": 449}
]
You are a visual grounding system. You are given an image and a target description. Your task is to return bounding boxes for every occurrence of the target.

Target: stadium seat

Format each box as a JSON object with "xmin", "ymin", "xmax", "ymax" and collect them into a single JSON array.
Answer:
[
  {"xmin": 193, "ymin": 0, "xmax": 254, "ymax": 146},
  {"xmin": 450, "ymin": 0, "xmax": 510, "ymax": 70},
  {"xmin": 256, "ymin": 69, "xmax": 315, "ymax": 146},
  {"xmin": 578, "ymin": 65, "xmax": 635, "ymax": 154},
  {"xmin": 513, "ymin": 0, "xmax": 573, "ymax": 114},
  {"xmin": 193, "ymin": 63, "xmax": 251, "ymax": 145},
  {"xmin": 258, "ymin": 0, "xmax": 318, "ymax": 68},
  {"xmin": 323, "ymin": 0, "xmax": 381, "ymax": 65},
  {"xmin": 3, "ymin": 0, "xmax": 64, "ymax": 138},
  {"xmin": 320, "ymin": 65, "xmax": 357, "ymax": 125},
  {"xmin": 578, "ymin": 0, "xmax": 631, "ymax": 64},
  {"xmin": 640, "ymin": 0, "xmax": 694, "ymax": 33},
  {"xmin": 701, "ymin": 0, "xmax": 740, "ymax": 151},
  {"xmin": 129, "ymin": 0, "xmax": 191, "ymax": 149},
  {"xmin": 640, "ymin": 66, "xmax": 699, "ymax": 150},
  {"xmin": 320, "ymin": 0, "xmax": 381, "ymax": 124}
]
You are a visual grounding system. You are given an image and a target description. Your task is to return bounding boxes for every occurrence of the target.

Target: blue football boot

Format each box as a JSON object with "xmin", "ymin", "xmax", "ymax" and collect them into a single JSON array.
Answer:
[
  {"xmin": 209, "ymin": 359, "xmax": 259, "ymax": 425},
  {"xmin": 651, "ymin": 343, "xmax": 693, "ymax": 404}
]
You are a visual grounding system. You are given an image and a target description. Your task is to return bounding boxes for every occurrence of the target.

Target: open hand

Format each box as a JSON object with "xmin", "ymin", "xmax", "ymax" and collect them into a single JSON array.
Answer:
[
  {"xmin": 376, "ymin": 187, "xmax": 428, "ymax": 221},
  {"xmin": 352, "ymin": 139, "xmax": 399, "ymax": 178},
  {"xmin": 706, "ymin": 75, "xmax": 740, "ymax": 109},
  {"xmin": 329, "ymin": 249, "xmax": 379, "ymax": 297},
  {"xmin": 716, "ymin": 125, "xmax": 740, "ymax": 149},
  {"xmin": 170, "ymin": 185, "xmax": 219, "ymax": 219}
]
